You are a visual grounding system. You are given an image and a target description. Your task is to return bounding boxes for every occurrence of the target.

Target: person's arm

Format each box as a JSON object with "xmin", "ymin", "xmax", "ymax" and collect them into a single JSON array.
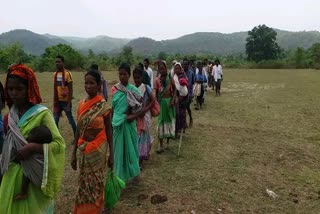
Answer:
[
  {"xmin": 144, "ymin": 88, "xmax": 155, "ymax": 112},
  {"xmin": 67, "ymin": 72, "xmax": 73, "ymax": 112},
  {"xmin": 153, "ymin": 78, "xmax": 159, "ymax": 100},
  {"xmin": 205, "ymin": 72, "xmax": 208, "ymax": 84},
  {"xmin": 126, "ymin": 111, "xmax": 144, "ymax": 122},
  {"xmin": 192, "ymin": 72, "xmax": 195, "ymax": 86},
  {"xmin": 71, "ymin": 129, "xmax": 79, "ymax": 170},
  {"xmin": 170, "ymin": 79, "xmax": 177, "ymax": 107},
  {"xmin": 219, "ymin": 65, "xmax": 223, "ymax": 80},
  {"xmin": 150, "ymin": 69, "xmax": 153, "ymax": 89},
  {"xmin": 104, "ymin": 113, "xmax": 113, "ymax": 169}
]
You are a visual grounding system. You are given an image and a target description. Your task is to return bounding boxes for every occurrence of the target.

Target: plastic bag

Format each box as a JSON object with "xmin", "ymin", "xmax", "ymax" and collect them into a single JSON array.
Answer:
[{"xmin": 104, "ymin": 170, "xmax": 126, "ymax": 211}]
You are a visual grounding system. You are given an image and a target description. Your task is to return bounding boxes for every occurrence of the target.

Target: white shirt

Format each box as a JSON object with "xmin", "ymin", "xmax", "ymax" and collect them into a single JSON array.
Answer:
[
  {"xmin": 145, "ymin": 67, "xmax": 153, "ymax": 89},
  {"xmin": 212, "ymin": 65, "xmax": 223, "ymax": 82}
]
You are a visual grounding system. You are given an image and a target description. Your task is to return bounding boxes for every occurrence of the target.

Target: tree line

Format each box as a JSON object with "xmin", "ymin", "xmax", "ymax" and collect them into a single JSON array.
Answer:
[{"xmin": 0, "ymin": 25, "xmax": 320, "ymax": 72}]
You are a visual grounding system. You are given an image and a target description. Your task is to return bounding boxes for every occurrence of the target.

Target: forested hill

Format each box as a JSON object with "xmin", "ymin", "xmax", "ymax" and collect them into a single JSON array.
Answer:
[{"xmin": 1, "ymin": 29, "xmax": 320, "ymax": 56}]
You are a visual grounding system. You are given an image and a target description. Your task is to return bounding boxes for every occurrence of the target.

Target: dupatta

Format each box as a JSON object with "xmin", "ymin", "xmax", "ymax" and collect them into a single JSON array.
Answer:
[
  {"xmin": 0, "ymin": 105, "xmax": 48, "ymax": 187},
  {"xmin": 77, "ymin": 96, "xmax": 111, "ymax": 152}
]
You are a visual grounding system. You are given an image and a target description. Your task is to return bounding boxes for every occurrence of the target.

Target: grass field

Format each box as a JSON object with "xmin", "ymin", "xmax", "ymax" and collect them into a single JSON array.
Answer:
[{"xmin": 3, "ymin": 69, "xmax": 320, "ymax": 214}]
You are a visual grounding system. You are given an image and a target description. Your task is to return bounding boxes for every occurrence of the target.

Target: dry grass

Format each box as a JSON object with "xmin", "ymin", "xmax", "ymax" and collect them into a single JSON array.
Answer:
[{"xmin": 2, "ymin": 69, "xmax": 320, "ymax": 214}]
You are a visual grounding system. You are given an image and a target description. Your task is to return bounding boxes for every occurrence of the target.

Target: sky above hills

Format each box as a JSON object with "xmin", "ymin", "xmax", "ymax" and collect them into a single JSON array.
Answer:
[{"xmin": 0, "ymin": 0, "xmax": 319, "ymax": 40}]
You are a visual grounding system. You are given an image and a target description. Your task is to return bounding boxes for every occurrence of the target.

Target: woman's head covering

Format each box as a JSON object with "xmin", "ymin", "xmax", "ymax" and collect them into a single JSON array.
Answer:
[
  {"xmin": 174, "ymin": 62, "xmax": 183, "ymax": 70},
  {"xmin": 5, "ymin": 64, "xmax": 42, "ymax": 106},
  {"xmin": 158, "ymin": 60, "xmax": 167, "ymax": 70}
]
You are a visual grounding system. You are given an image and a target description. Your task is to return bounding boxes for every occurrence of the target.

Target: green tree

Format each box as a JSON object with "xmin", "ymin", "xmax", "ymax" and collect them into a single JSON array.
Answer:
[
  {"xmin": 0, "ymin": 43, "xmax": 31, "ymax": 71},
  {"xmin": 158, "ymin": 51, "xmax": 167, "ymax": 61},
  {"xmin": 246, "ymin": 25, "xmax": 281, "ymax": 62},
  {"xmin": 88, "ymin": 49, "xmax": 96, "ymax": 58},
  {"xmin": 309, "ymin": 43, "xmax": 320, "ymax": 69},
  {"xmin": 117, "ymin": 46, "xmax": 134, "ymax": 66},
  {"xmin": 293, "ymin": 47, "xmax": 307, "ymax": 68},
  {"xmin": 39, "ymin": 44, "xmax": 84, "ymax": 71}
]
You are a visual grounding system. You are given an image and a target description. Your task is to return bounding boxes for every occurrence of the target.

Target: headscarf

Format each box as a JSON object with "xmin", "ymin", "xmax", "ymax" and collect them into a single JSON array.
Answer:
[
  {"xmin": 173, "ymin": 63, "xmax": 188, "ymax": 97},
  {"xmin": 5, "ymin": 64, "xmax": 42, "ymax": 107},
  {"xmin": 158, "ymin": 60, "xmax": 168, "ymax": 84}
]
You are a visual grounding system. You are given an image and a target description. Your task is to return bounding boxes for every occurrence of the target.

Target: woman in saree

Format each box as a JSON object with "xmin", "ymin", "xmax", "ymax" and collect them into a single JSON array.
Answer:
[
  {"xmin": 71, "ymin": 70, "xmax": 113, "ymax": 214},
  {"xmin": 154, "ymin": 61, "xmax": 177, "ymax": 153},
  {"xmin": 0, "ymin": 64, "xmax": 65, "ymax": 214},
  {"xmin": 112, "ymin": 63, "xmax": 144, "ymax": 182},
  {"xmin": 173, "ymin": 62, "xmax": 189, "ymax": 137},
  {"xmin": 0, "ymin": 81, "xmax": 5, "ymax": 154},
  {"xmin": 133, "ymin": 66, "xmax": 155, "ymax": 169}
]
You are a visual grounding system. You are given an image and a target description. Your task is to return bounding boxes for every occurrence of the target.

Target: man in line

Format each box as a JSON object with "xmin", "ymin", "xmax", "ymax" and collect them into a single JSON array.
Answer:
[
  {"xmin": 53, "ymin": 55, "xmax": 77, "ymax": 137},
  {"xmin": 182, "ymin": 59, "xmax": 194, "ymax": 127},
  {"xmin": 90, "ymin": 64, "xmax": 108, "ymax": 101},
  {"xmin": 144, "ymin": 58, "xmax": 153, "ymax": 89}
]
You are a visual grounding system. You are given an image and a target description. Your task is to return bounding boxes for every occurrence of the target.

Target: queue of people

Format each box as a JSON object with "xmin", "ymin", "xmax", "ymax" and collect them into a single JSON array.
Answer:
[{"xmin": 0, "ymin": 56, "xmax": 223, "ymax": 214}]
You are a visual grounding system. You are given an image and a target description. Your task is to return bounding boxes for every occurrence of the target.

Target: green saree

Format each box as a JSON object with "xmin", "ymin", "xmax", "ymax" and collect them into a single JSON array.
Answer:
[
  {"xmin": 111, "ymin": 84, "xmax": 140, "ymax": 182},
  {"xmin": 0, "ymin": 105, "xmax": 65, "ymax": 214}
]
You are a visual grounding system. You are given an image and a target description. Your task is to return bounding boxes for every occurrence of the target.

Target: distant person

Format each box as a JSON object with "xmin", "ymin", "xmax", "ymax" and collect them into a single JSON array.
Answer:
[
  {"xmin": 213, "ymin": 60, "xmax": 223, "ymax": 96},
  {"xmin": 170, "ymin": 60, "xmax": 178, "ymax": 77},
  {"xmin": 194, "ymin": 61, "xmax": 208, "ymax": 110},
  {"xmin": 190, "ymin": 60, "xmax": 196, "ymax": 76},
  {"xmin": 90, "ymin": 64, "xmax": 109, "ymax": 101},
  {"xmin": 144, "ymin": 58, "xmax": 153, "ymax": 89},
  {"xmin": 0, "ymin": 81, "xmax": 4, "ymax": 154},
  {"xmin": 173, "ymin": 62, "xmax": 188, "ymax": 137},
  {"xmin": 203, "ymin": 59, "xmax": 211, "ymax": 88},
  {"xmin": 195, "ymin": 61, "xmax": 208, "ymax": 104},
  {"xmin": 53, "ymin": 55, "xmax": 77, "ymax": 136},
  {"xmin": 138, "ymin": 63, "xmax": 151, "ymax": 87},
  {"xmin": 14, "ymin": 126, "xmax": 52, "ymax": 200},
  {"xmin": 182, "ymin": 59, "xmax": 194, "ymax": 127},
  {"xmin": 154, "ymin": 61, "xmax": 177, "ymax": 153},
  {"xmin": 133, "ymin": 66, "xmax": 155, "ymax": 168},
  {"xmin": 209, "ymin": 61, "xmax": 214, "ymax": 90}
]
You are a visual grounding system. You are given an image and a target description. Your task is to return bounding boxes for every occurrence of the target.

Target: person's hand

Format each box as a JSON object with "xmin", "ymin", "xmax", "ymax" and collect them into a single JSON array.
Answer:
[
  {"xmin": 108, "ymin": 155, "xmax": 114, "ymax": 169},
  {"xmin": 169, "ymin": 99, "xmax": 176, "ymax": 108},
  {"xmin": 126, "ymin": 114, "xmax": 136, "ymax": 123},
  {"xmin": 71, "ymin": 153, "xmax": 77, "ymax": 170},
  {"xmin": 16, "ymin": 143, "xmax": 38, "ymax": 161},
  {"xmin": 140, "ymin": 107, "xmax": 148, "ymax": 117}
]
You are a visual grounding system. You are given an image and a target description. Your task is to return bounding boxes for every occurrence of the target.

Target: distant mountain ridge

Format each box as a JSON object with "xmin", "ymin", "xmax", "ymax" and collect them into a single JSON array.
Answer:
[{"xmin": 1, "ymin": 29, "xmax": 320, "ymax": 56}]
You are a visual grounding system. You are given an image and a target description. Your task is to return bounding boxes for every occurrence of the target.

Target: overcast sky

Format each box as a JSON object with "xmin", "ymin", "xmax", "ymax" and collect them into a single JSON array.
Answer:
[{"xmin": 0, "ymin": 0, "xmax": 319, "ymax": 40}]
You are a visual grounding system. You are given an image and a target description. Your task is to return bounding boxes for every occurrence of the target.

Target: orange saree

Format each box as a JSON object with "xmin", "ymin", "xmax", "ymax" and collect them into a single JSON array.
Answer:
[{"xmin": 73, "ymin": 95, "xmax": 111, "ymax": 214}]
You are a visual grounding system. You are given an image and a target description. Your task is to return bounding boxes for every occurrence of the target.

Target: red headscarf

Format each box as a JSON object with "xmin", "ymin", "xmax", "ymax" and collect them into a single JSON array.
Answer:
[{"xmin": 5, "ymin": 64, "xmax": 42, "ymax": 107}]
